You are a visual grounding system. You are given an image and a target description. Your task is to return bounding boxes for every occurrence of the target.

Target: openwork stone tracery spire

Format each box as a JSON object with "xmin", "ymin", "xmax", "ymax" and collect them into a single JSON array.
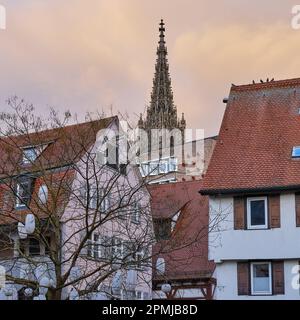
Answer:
[{"xmin": 138, "ymin": 19, "xmax": 186, "ymax": 132}]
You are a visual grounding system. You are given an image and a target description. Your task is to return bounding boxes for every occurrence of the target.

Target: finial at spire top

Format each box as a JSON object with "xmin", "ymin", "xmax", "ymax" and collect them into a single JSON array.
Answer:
[{"xmin": 159, "ymin": 19, "xmax": 165, "ymax": 42}]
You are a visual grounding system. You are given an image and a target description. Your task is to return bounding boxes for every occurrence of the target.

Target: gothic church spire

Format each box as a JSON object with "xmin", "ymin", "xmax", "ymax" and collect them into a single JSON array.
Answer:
[{"xmin": 139, "ymin": 19, "xmax": 186, "ymax": 132}]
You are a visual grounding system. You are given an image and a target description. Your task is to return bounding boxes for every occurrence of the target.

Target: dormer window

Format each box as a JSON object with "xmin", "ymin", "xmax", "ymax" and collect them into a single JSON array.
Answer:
[
  {"xmin": 292, "ymin": 146, "xmax": 300, "ymax": 158},
  {"xmin": 22, "ymin": 147, "xmax": 38, "ymax": 164},
  {"xmin": 22, "ymin": 144, "xmax": 48, "ymax": 165}
]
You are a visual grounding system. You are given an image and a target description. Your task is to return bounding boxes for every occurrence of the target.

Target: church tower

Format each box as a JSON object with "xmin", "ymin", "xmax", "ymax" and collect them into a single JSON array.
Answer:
[{"xmin": 138, "ymin": 19, "xmax": 186, "ymax": 132}]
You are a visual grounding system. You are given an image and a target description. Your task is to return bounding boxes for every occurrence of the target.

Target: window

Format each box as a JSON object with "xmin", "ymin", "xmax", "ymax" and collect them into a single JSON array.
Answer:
[
  {"xmin": 22, "ymin": 147, "xmax": 38, "ymax": 164},
  {"xmin": 131, "ymin": 202, "xmax": 141, "ymax": 224},
  {"xmin": 112, "ymin": 237, "xmax": 123, "ymax": 260},
  {"xmin": 28, "ymin": 238, "xmax": 41, "ymax": 256},
  {"xmin": 292, "ymin": 146, "xmax": 300, "ymax": 158},
  {"xmin": 16, "ymin": 178, "xmax": 33, "ymax": 208},
  {"xmin": 100, "ymin": 190, "xmax": 110, "ymax": 212},
  {"xmin": 140, "ymin": 163, "xmax": 149, "ymax": 177},
  {"xmin": 123, "ymin": 290, "xmax": 148, "ymax": 300},
  {"xmin": 251, "ymin": 262, "xmax": 272, "ymax": 295},
  {"xmin": 158, "ymin": 160, "xmax": 168, "ymax": 174},
  {"xmin": 247, "ymin": 197, "xmax": 268, "ymax": 229},
  {"xmin": 86, "ymin": 187, "xmax": 109, "ymax": 212},
  {"xmin": 89, "ymin": 234, "xmax": 101, "ymax": 259},
  {"xmin": 88, "ymin": 234, "xmax": 110, "ymax": 260},
  {"xmin": 22, "ymin": 144, "xmax": 47, "ymax": 164},
  {"xmin": 86, "ymin": 187, "xmax": 97, "ymax": 209},
  {"xmin": 133, "ymin": 248, "xmax": 144, "ymax": 269},
  {"xmin": 125, "ymin": 243, "xmax": 145, "ymax": 269},
  {"xmin": 149, "ymin": 162, "xmax": 159, "ymax": 175},
  {"xmin": 169, "ymin": 157, "xmax": 178, "ymax": 172},
  {"xmin": 170, "ymin": 136, "xmax": 175, "ymax": 157}
]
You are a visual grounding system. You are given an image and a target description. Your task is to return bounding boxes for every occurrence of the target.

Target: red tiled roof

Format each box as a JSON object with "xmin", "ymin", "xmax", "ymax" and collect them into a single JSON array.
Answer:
[
  {"xmin": 201, "ymin": 77, "xmax": 300, "ymax": 194},
  {"xmin": 0, "ymin": 117, "xmax": 116, "ymax": 224},
  {"xmin": 0, "ymin": 116, "xmax": 116, "ymax": 177},
  {"xmin": 149, "ymin": 181, "xmax": 215, "ymax": 281}
]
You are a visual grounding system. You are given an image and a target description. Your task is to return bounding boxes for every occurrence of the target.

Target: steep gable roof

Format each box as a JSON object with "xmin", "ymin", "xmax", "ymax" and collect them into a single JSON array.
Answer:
[
  {"xmin": 201, "ymin": 77, "xmax": 300, "ymax": 194},
  {"xmin": 0, "ymin": 116, "xmax": 117, "ymax": 178},
  {"xmin": 150, "ymin": 180, "xmax": 214, "ymax": 280}
]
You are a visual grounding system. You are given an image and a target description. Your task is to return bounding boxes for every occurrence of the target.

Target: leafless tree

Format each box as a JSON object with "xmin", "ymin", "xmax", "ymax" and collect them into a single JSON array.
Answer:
[{"xmin": 0, "ymin": 97, "xmax": 222, "ymax": 300}]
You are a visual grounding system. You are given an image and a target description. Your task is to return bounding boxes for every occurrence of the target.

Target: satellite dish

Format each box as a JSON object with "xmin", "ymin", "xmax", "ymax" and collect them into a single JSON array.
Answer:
[
  {"xmin": 25, "ymin": 214, "xmax": 35, "ymax": 234},
  {"xmin": 156, "ymin": 257, "xmax": 165, "ymax": 275},
  {"xmin": 17, "ymin": 222, "xmax": 27, "ymax": 239},
  {"xmin": 111, "ymin": 271, "xmax": 123, "ymax": 295}
]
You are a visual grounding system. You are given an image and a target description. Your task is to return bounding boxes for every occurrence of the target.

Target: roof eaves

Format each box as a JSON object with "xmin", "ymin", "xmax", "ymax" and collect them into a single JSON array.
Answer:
[{"xmin": 200, "ymin": 184, "xmax": 300, "ymax": 196}]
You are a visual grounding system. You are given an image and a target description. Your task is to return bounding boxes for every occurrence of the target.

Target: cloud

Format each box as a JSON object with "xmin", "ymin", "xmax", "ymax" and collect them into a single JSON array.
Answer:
[{"xmin": 0, "ymin": 0, "xmax": 300, "ymax": 136}]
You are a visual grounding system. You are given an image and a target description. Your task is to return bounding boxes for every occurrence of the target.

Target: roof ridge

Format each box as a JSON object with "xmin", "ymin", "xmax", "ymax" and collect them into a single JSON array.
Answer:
[{"xmin": 231, "ymin": 77, "xmax": 300, "ymax": 92}]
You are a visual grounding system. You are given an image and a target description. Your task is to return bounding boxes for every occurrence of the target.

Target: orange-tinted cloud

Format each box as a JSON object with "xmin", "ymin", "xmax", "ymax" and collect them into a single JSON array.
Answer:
[{"xmin": 0, "ymin": 0, "xmax": 299, "ymax": 136}]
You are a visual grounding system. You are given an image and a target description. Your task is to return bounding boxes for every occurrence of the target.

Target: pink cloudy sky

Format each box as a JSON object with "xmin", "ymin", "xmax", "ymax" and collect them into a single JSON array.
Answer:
[{"xmin": 0, "ymin": 0, "xmax": 300, "ymax": 136}]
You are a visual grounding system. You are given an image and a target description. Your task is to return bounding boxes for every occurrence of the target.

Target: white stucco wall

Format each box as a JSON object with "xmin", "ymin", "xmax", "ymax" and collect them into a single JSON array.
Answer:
[
  {"xmin": 209, "ymin": 193, "xmax": 300, "ymax": 299},
  {"xmin": 209, "ymin": 193, "xmax": 300, "ymax": 261},
  {"xmin": 214, "ymin": 260, "xmax": 300, "ymax": 300}
]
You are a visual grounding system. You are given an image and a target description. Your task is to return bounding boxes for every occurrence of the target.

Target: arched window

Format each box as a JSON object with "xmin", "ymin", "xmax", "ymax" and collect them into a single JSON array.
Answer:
[{"xmin": 170, "ymin": 136, "xmax": 174, "ymax": 157}]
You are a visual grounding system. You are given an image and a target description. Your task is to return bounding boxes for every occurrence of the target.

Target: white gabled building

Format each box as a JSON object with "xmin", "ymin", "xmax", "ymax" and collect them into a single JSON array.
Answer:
[{"xmin": 201, "ymin": 78, "xmax": 300, "ymax": 299}]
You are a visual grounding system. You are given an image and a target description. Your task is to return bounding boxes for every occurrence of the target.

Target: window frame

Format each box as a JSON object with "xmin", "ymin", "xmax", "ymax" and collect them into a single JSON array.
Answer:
[
  {"xmin": 22, "ymin": 147, "xmax": 38, "ymax": 165},
  {"xmin": 28, "ymin": 237, "xmax": 41, "ymax": 256},
  {"xmin": 292, "ymin": 146, "xmax": 300, "ymax": 158},
  {"xmin": 22, "ymin": 144, "xmax": 48, "ymax": 165},
  {"xmin": 149, "ymin": 161, "xmax": 159, "ymax": 176},
  {"xmin": 250, "ymin": 262, "xmax": 272, "ymax": 296},
  {"xmin": 247, "ymin": 196, "xmax": 268, "ymax": 230},
  {"xmin": 131, "ymin": 202, "xmax": 141, "ymax": 224},
  {"xmin": 158, "ymin": 159, "xmax": 169, "ymax": 174},
  {"xmin": 169, "ymin": 157, "xmax": 178, "ymax": 172},
  {"xmin": 88, "ymin": 233, "xmax": 110, "ymax": 260},
  {"xmin": 15, "ymin": 179, "xmax": 32, "ymax": 209}
]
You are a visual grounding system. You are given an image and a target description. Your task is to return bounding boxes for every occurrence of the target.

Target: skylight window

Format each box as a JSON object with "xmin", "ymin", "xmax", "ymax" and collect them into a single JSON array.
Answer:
[{"xmin": 292, "ymin": 146, "xmax": 300, "ymax": 158}]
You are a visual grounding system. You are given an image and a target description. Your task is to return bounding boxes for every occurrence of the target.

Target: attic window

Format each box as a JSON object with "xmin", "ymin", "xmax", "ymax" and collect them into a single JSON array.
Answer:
[
  {"xmin": 22, "ymin": 144, "xmax": 48, "ymax": 164},
  {"xmin": 292, "ymin": 146, "xmax": 300, "ymax": 158}
]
